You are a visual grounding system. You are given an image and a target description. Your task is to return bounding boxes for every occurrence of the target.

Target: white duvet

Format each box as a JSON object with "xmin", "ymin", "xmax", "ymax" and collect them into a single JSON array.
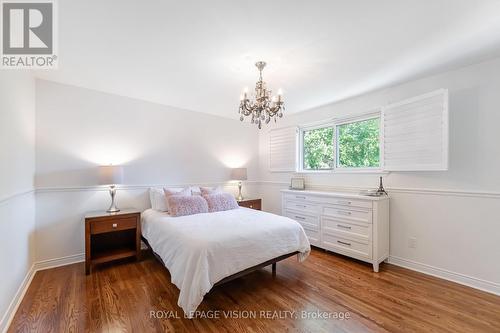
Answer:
[{"xmin": 141, "ymin": 207, "xmax": 310, "ymax": 317}]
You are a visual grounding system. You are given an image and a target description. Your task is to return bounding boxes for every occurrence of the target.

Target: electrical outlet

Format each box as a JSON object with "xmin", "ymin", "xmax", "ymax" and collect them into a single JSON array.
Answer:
[{"xmin": 409, "ymin": 237, "xmax": 417, "ymax": 249}]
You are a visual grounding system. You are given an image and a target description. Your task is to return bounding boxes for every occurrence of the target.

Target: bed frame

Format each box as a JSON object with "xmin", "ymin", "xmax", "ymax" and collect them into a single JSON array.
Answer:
[{"xmin": 141, "ymin": 236, "xmax": 298, "ymax": 286}]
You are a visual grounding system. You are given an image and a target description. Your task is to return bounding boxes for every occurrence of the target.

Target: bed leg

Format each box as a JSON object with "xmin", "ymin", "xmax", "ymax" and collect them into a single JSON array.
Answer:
[{"xmin": 272, "ymin": 263, "xmax": 276, "ymax": 276}]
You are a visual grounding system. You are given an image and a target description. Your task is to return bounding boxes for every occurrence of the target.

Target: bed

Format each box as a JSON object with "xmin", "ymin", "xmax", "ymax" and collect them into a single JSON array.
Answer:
[{"xmin": 141, "ymin": 207, "xmax": 311, "ymax": 318}]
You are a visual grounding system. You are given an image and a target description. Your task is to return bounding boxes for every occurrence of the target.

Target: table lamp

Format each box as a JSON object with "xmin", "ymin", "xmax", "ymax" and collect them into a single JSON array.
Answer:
[
  {"xmin": 230, "ymin": 168, "xmax": 247, "ymax": 202},
  {"xmin": 98, "ymin": 165, "xmax": 124, "ymax": 213}
]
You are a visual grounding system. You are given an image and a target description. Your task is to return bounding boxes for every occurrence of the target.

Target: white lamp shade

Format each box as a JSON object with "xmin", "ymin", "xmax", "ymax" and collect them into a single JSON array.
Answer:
[
  {"xmin": 230, "ymin": 168, "xmax": 247, "ymax": 181},
  {"xmin": 98, "ymin": 165, "xmax": 124, "ymax": 185}
]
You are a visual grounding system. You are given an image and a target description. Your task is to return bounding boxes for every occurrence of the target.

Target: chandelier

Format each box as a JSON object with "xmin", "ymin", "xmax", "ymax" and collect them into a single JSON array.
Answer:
[{"xmin": 239, "ymin": 61, "xmax": 284, "ymax": 129}]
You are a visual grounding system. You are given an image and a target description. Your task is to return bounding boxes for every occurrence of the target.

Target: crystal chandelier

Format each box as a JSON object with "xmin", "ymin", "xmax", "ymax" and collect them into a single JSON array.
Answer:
[{"xmin": 239, "ymin": 61, "xmax": 284, "ymax": 129}]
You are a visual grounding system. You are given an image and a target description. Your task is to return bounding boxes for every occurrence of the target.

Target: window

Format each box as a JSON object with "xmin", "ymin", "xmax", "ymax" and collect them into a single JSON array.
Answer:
[
  {"xmin": 337, "ymin": 117, "xmax": 380, "ymax": 169},
  {"xmin": 302, "ymin": 126, "xmax": 334, "ymax": 170},
  {"xmin": 275, "ymin": 89, "xmax": 448, "ymax": 173},
  {"xmin": 298, "ymin": 114, "xmax": 381, "ymax": 172}
]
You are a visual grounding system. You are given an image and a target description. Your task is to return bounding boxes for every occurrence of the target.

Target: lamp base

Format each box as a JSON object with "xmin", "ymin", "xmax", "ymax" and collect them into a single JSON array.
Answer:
[
  {"xmin": 237, "ymin": 181, "xmax": 244, "ymax": 202},
  {"xmin": 106, "ymin": 185, "xmax": 120, "ymax": 213}
]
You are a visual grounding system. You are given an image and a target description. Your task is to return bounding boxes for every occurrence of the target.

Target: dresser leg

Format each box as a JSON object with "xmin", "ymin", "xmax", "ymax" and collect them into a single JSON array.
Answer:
[
  {"xmin": 373, "ymin": 262, "xmax": 379, "ymax": 272},
  {"xmin": 272, "ymin": 263, "xmax": 276, "ymax": 276}
]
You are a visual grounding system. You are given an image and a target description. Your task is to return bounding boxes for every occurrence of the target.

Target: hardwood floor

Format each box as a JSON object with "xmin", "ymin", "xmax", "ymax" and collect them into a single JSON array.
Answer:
[{"xmin": 9, "ymin": 248, "xmax": 500, "ymax": 333}]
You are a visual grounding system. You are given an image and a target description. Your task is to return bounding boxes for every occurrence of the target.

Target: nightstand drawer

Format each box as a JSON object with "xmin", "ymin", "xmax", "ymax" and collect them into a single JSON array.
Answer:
[
  {"xmin": 91, "ymin": 217, "xmax": 137, "ymax": 234},
  {"xmin": 238, "ymin": 199, "xmax": 262, "ymax": 210}
]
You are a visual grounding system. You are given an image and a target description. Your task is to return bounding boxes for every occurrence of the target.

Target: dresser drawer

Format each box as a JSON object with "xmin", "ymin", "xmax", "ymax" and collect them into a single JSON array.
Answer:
[
  {"xmin": 285, "ymin": 210, "xmax": 319, "ymax": 230},
  {"xmin": 322, "ymin": 233, "xmax": 371, "ymax": 259},
  {"xmin": 322, "ymin": 206, "xmax": 372, "ymax": 224},
  {"xmin": 322, "ymin": 217, "xmax": 371, "ymax": 241},
  {"xmin": 91, "ymin": 217, "xmax": 137, "ymax": 234},
  {"xmin": 323, "ymin": 197, "xmax": 372, "ymax": 209},
  {"xmin": 303, "ymin": 228, "xmax": 320, "ymax": 246},
  {"xmin": 284, "ymin": 193, "xmax": 315, "ymax": 202},
  {"xmin": 285, "ymin": 200, "xmax": 319, "ymax": 215}
]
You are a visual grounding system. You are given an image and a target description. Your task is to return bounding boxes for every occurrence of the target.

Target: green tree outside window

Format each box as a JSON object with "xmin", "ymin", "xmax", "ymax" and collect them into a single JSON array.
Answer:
[
  {"xmin": 337, "ymin": 118, "xmax": 380, "ymax": 168},
  {"xmin": 302, "ymin": 127, "xmax": 334, "ymax": 170}
]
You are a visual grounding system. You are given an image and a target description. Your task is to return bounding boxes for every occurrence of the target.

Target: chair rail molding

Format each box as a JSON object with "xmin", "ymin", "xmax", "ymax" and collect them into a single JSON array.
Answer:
[
  {"xmin": 34, "ymin": 181, "xmax": 254, "ymax": 193},
  {"xmin": 256, "ymin": 181, "xmax": 500, "ymax": 199},
  {"xmin": 0, "ymin": 189, "xmax": 35, "ymax": 206}
]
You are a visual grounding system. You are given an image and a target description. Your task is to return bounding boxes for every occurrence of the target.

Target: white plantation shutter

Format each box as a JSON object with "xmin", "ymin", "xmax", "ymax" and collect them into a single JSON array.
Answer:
[
  {"xmin": 269, "ymin": 126, "xmax": 297, "ymax": 172},
  {"xmin": 382, "ymin": 89, "xmax": 448, "ymax": 171}
]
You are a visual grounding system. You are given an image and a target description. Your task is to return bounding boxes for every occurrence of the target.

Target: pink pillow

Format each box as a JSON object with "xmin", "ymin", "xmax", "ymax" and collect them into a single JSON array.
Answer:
[
  {"xmin": 163, "ymin": 187, "xmax": 192, "ymax": 212},
  {"xmin": 200, "ymin": 186, "xmax": 223, "ymax": 196},
  {"xmin": 203, "ymin": 192, "xmax": 239, "ymax": 212},
  {"xmin": 166, "ymin": 195, "xmax": 209, "ymax": 217}
]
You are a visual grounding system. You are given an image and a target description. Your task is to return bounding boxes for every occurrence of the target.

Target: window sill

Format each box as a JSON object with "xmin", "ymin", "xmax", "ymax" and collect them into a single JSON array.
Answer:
[
  {"xmin": 334, "ymin": 169, "xmax": 388, "ymax": 174},
  {"xmin": 297, "ymin": 170, "xmax": 333, "ymax": 174},
  {"xmin": 297, "ymin": 169, "xmax": 389, "ymax": 175}
]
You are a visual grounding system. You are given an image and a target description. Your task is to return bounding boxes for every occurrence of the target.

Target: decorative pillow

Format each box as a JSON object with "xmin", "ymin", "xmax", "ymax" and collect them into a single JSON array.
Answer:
[
  {"xmin": 200, "ymin": 186, "xmax": 223, "ymax": 196},
  {"xmin": 167, "ymin": 195, "xmax": 209, "ymax": 217},
  {"xmin": 163, "ymin": 187, "xmax": 192, "ymax": 212},
  {"xmin": 149, "ymin": 188, "xmax": 168, "ymax": 211},
  {"xmin": 203, "ymin": 192, "xmax": 239, "ymax": 212}
]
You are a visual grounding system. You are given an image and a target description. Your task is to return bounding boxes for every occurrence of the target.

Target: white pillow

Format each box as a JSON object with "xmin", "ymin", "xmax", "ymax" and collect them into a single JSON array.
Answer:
[
  {"xmin": 149, "ymin": 186, "xmax": 200, "ymax": 211},
  {"xmin": 200, "ymin": 186, "xmax": 224, "ymax": 196},
  {"xmin": 190, "ymin": 186, "xmax": 201, "ymax": 195},
  {"xmin": 149, "ymin": 188, "xmax": 168, "ymax": 211}
]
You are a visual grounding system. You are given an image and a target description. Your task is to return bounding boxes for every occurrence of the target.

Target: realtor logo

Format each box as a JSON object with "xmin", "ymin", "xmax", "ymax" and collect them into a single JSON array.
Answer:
[{"xmin": 1, "ymin": 0, "xmax": 57, "ymax": 68}]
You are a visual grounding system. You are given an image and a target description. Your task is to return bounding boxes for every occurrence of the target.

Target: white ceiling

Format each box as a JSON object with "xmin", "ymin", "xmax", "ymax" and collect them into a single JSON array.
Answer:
[{"xmin": 36, "ymin": 0, "xmax": 500, "ymax": 119}]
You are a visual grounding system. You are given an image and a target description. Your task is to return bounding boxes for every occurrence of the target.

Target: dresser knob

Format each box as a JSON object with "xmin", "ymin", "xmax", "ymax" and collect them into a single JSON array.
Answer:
[
  {"xmin": 112, "ymin": 223, "xmax": 118, "ymax": 228},
  {"xmin": 249, "ymin": 205, "xmax": 253, "ymax": 208}
]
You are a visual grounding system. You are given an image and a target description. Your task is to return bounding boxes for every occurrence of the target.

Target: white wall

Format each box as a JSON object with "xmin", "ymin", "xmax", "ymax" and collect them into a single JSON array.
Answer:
[
  {"xmin": 258, "ymin": 57, "xmax": 500, "ymax": 294},
  {"xmin": 0, "ymin": 72, "xmax": 36, "ymax": 331},
  {"xmin": 35, "ymin": 80, "xmax": 260, "ymax": 262}
]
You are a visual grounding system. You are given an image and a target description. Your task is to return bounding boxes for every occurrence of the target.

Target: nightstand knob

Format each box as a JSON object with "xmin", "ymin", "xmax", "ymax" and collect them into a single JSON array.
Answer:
[
  {"xmin": 112, "ymin": 223, "xmax": 118, "ymax": 228},
  {"xmin": 249, "ymin": 205, "xmax": 253, "ymax": 208}
]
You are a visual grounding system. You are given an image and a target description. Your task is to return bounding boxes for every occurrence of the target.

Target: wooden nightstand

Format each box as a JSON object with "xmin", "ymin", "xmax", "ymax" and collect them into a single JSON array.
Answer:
[
  {"xmin": 237, "ymin": 198, "xmax": 262, "ymax": 210},
  {"xmin": 85, "ymin": 209, "xmax": 141, "ymax": 274}
]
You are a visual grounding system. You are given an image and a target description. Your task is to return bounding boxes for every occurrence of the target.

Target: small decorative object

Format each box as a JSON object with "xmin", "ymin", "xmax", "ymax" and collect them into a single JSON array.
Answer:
[
  {"xmin": 290, "ymin": 177, "xmax": 305, "ymax": 190},
  {"xmin": 238, "ymin": 61, "xmax": 284, "ymax": 129},
  {"xmin": 230, "ymin": 167, "xmax": 247, "ymax": 201},
  {"xmin": 376, "ymin": 176, "xmax": 388, "ymax": 196},
  {"xmin": 98, "ymin": 165, "xmax": 124, "ymax": 213}
]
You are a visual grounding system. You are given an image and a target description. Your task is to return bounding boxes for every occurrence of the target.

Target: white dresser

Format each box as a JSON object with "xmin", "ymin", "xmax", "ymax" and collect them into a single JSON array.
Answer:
[{"xmin": 281, "ymin": 189, "xmax": 389, "ymax": 272}]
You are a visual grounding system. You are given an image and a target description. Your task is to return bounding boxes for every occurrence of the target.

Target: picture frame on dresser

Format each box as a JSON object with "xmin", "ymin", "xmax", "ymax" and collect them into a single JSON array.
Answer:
[
  {"xmin": 290, "ymin": 177, "xmax": 305, "ymax": 190},
  {"xmin": 281, "ymin": 189, "xmax": 389, "ymax": 272}
]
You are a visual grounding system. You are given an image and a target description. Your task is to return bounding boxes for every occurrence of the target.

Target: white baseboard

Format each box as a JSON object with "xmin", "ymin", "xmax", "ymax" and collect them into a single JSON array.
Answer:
[
  {"xmin": 388, "ymin": 256, "xmax": 500, "ymax": 296},
  {"xmin": 0, "ymin": 264, "xmax": 35, "ymax": 333},
  {"xmin": 34, "ymin": 253, "xmax": 85, "ymax": 271},
  {"xmin": 0, "ymin": 253, "xmax": 85, "ymax": 333}
]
